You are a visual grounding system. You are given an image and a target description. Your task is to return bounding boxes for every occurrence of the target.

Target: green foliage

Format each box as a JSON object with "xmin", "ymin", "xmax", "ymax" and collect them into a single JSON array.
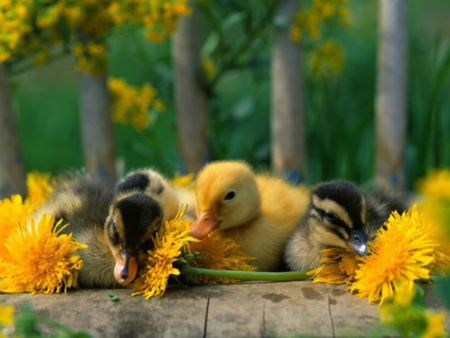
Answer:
[{"xmin": 12, "ymin": 0, "xmax": 450, "ymax": 186}]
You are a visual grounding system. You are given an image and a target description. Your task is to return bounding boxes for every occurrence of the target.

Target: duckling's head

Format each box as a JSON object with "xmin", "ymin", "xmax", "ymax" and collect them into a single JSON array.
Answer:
[
  {"xmin": 105, "ymin": 193, "xmax": 163, "ymax": 285},
  {"xmin": 190, "ymin": 161, "xmax": 261, "ymax": 239},
  {"xmin": 308, "ymin": 180, "xmax": 369, "ymax": 255},
  {"xmin": 105, "ymin": 170, "xmax": 175, "ymax": 285}
]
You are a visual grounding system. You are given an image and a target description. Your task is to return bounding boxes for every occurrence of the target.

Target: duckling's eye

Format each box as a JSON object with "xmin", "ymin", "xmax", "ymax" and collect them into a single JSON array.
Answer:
[
  {"xmin": 111, "ymin": 220, "xmax": 118, "ymax": 234},
  {"xmin": 108, "ymin": 220, "xmax": 120, "ymax": 246},
  {"xmin": 324, "ymin": 212, "xmax": 338, "ymax": 222},
  {"xmin": 223, "ymin": 190, "xmax": 236, "ymax": 201}
]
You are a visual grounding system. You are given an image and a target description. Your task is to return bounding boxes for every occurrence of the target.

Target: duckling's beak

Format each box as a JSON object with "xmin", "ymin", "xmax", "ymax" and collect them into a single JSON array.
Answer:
[
  {"xmin": 347, "ymin": 229, "xmax": 368, "ymax": 256},
  {"xmin": 190, "ymin": 211, "xmax": 219, "ymax": 239},
  {"xmin": 114, "ymin": 249, "xmax": 138, "ymax": 285}
]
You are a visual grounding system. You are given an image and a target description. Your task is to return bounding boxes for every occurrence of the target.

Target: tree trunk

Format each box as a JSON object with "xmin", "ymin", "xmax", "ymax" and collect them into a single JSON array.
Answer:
[
  {"xmin": 271, "ymin": 0, "xmax": 306, "ymax": 183},
  {"xmin": 172, "ymin": 7, "xmax": 207, "ymax": 174},
  {"xmin": 79, "ymin": 72, "xmax": 116, "ymax": 184},
  {"xmin": 375, "ymin": 0, "xmax": 407, "ymax": 192},
  {"xmin": 0, "ymin": 64, "xmax": 26, "ymax": 198}
]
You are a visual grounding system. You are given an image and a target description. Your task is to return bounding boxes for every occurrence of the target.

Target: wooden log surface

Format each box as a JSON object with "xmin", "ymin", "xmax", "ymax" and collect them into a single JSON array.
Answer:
[{"xmin": 1, "ymin": 281, "xmax": 448, "ymax": 337}]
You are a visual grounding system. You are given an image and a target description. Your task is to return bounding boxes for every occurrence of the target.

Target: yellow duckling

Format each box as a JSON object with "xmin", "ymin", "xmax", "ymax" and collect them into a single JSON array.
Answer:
[{"xmin": 190, "ymin": 161, "xmax": 310, "ymax": 271}]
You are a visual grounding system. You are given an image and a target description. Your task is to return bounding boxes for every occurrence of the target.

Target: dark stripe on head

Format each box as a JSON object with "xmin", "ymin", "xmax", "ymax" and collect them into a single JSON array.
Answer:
[
  {"xmin": 313, "ymin": 180, "xmax": 366, "ymax": 230},
  {"xmin": 116, "ymin": 172, "xmax": 150, "ymax": 194},
  {"xmin": 312, "ymin": 206, "xmax": 352, "ymax": 234},
  {"xmin": 116, "ymin": 193, "xmax": 162, "ymax": 250}
]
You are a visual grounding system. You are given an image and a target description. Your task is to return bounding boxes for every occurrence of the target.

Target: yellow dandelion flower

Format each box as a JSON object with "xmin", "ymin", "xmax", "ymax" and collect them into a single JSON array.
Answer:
[
  {"xmin": 0, "ymin": 304, "xmax": 14, "ymax": 326},
  {"xmin": 308, "ymin": 247, "xmax": 360, "ymax": 285},
  {"xmin": 380, "ymin": 283, "xmax": 447, "ymax": 338},
  {"xmin": 416, "ymin": 170, "xmax": 450, "ymax": 272},
  {"xmin": 351, "ymin": 206, "xmax": 438, "ymax": 305},
  {"xmin": 423, "ymin": 311, "xmax": 447, "ymax": 338},
  {"xmin": 417, "ymin": 199, "xmax": 450, "ymax": 273},
  {"xmin": 26, "ymin": 171, "xmax": 53, "ymax": 207},
  {"xmin": 0, "ymin": 215, "xmax": 86, "ymax": 295},
  {"xmin": 132, "ymin": 207, "xmax": 197, "ymax": 299},
  {"xmin": 0, "ymin": 195, "xmax": 35, "ymax": 268},
  {"xmin": 189, "ymin": 235, "xmax": 256, "ymax": 284},
  {"xmin": 171, "ymin": 172, "xmax": 196, "ymax": 190}
]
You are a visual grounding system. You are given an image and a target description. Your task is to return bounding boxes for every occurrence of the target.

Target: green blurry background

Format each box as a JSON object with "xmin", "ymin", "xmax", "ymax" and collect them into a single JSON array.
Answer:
[{"xmin": 11, "ymin": 0, "xmax": 450, "ymax": 188}]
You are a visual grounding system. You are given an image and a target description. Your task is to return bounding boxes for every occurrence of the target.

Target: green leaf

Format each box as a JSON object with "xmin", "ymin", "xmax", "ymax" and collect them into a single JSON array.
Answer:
[
  {"xmin": 222, "ymin": 12, "xmax": 247, "ymax": 31},
  {"xmin": 14, "ymin": 302, "xmax": 41, "ymax": 337},
  {"xmin": 107, "ymin": 291, "xmax": 120, "ymax": 302}
]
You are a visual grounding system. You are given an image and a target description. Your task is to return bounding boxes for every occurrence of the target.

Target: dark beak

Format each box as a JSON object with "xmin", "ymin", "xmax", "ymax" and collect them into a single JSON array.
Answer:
[{"xmin": 347, "ymin": 229, "xmax": 368, "ymax": 256}]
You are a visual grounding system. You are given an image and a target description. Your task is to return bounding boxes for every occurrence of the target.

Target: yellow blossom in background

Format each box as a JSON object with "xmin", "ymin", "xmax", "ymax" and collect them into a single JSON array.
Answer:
[
  {"xmin": 0, "ymin": 304, "xmax": 14, "ymax": 327},
  {"xmin": 351, "ymin": 206, "xmax": 437, "ymax": 305},
  {"xmin": 0, "ymin": 215, "xmax": 86, "ymax": 295},
  {"xmin": 418, "ymin": 170, "xmax": 450, "ymax": 199},
  {"xmin": 290, "ymin": 26, "xmax": 302, "ymax": 42},
  {"xmin": 26, "ymin": 171, "xmax": 53, "ymax": 208},
  {"xmin": 1, "ymin": 0, "xmax": 192, "ymax": 73},
  {"xmin": 189, "ymin": 235, "xmax": 256, "ymax": 284},
  {"xmin": 417, "ymin": 200, "xmax": 450, "ymax": 273},
  {"xmin": 72, "ymin": 41, "xmax": 108, "ymax": 76},
  {"xmin": 308, "ymin": 247, "xmax": 360, "ymax": 285},
  {"xmin": 290, "ymin": 0, "xmax": 350, "ymax": 42},
  {"xmin": 308, "ymin": 40, "xmax": 344, "ymax": 79},
  {"xmin": 132, "ymin": 207, "xmax": 197, "ymax": 299},
  {"xmin": 171, "ymin": 172, "xmax": 196, "ymax": 190},
  {"xmin": 108, "ymin": 77, "xmax": 164, "ymax": 130},
  {"xmin": 109, "ymin": 0, "xmax": 192, "ymax": 42},
  {"xmin": 417, "ymin": 170, "xmax": 450, "ymax": 273},
  {"xmin": 202, "ymin": 57, "xmax": 216, "ymax": 79},
  {"xmin": 380, "ymin": 284, "xmax": 447, "ymax": 338},
  {"xmin": 153, "ymin": 99, "xmax": 166, "ymax": 112}
]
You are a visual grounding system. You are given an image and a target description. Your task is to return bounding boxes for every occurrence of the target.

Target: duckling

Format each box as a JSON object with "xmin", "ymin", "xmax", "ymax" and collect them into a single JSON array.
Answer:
[
  {"xmin": 284, "ymin": 180, "xmax": 407, "ymax": 271},
  {"xmin": 33, "ymin": 174, "xmax": 163, "ymax": 288},
  {"xmin": 190, "ymin": 161, "xmax": 310, "ymax": 271}
]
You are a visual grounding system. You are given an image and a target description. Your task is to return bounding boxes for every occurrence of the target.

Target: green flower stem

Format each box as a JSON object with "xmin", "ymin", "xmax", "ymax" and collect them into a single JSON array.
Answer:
[{"xmin": 181, "ymin": 265, "xmax": 310, "ymax": 282}]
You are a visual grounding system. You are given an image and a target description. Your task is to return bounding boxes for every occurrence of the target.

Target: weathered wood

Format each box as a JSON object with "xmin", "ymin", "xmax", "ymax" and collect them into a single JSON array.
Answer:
[
  {"xmin": 271, "ymin": 0, "xmax": 306, "ymax": 183},
  {"xmin": 0, "ymin": 64, "xmax": 26, "ymax": 198},
  {"xmin": 4, "ymin": 282, "xmax": 446, "ymax": 337},
  {"xmin": 79, "ymin": 72, "xmax": 116, "ymax": 184},
  {"xmin": 375, "ymin": 0, "xmax": 407, "ymax": 192},
  {"xmin": 172, "ymin": 7, "xmax": 207, "ymax": 174}
]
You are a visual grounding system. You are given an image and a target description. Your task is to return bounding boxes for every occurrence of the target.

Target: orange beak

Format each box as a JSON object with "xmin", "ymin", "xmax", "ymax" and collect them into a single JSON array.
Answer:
[
  {"xmin": 190, "ymin": 211, "xmax": 219, "ymax": 239},
  {"xmin": 114, "ymin": 249, "xmax": 138, "ymax": 285}
]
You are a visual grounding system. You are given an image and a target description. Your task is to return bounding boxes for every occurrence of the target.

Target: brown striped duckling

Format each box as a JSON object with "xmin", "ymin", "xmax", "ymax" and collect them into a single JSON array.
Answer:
[{"xmin": 284, "ymin": 180, "xmax": 406, "ymax": 271}]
